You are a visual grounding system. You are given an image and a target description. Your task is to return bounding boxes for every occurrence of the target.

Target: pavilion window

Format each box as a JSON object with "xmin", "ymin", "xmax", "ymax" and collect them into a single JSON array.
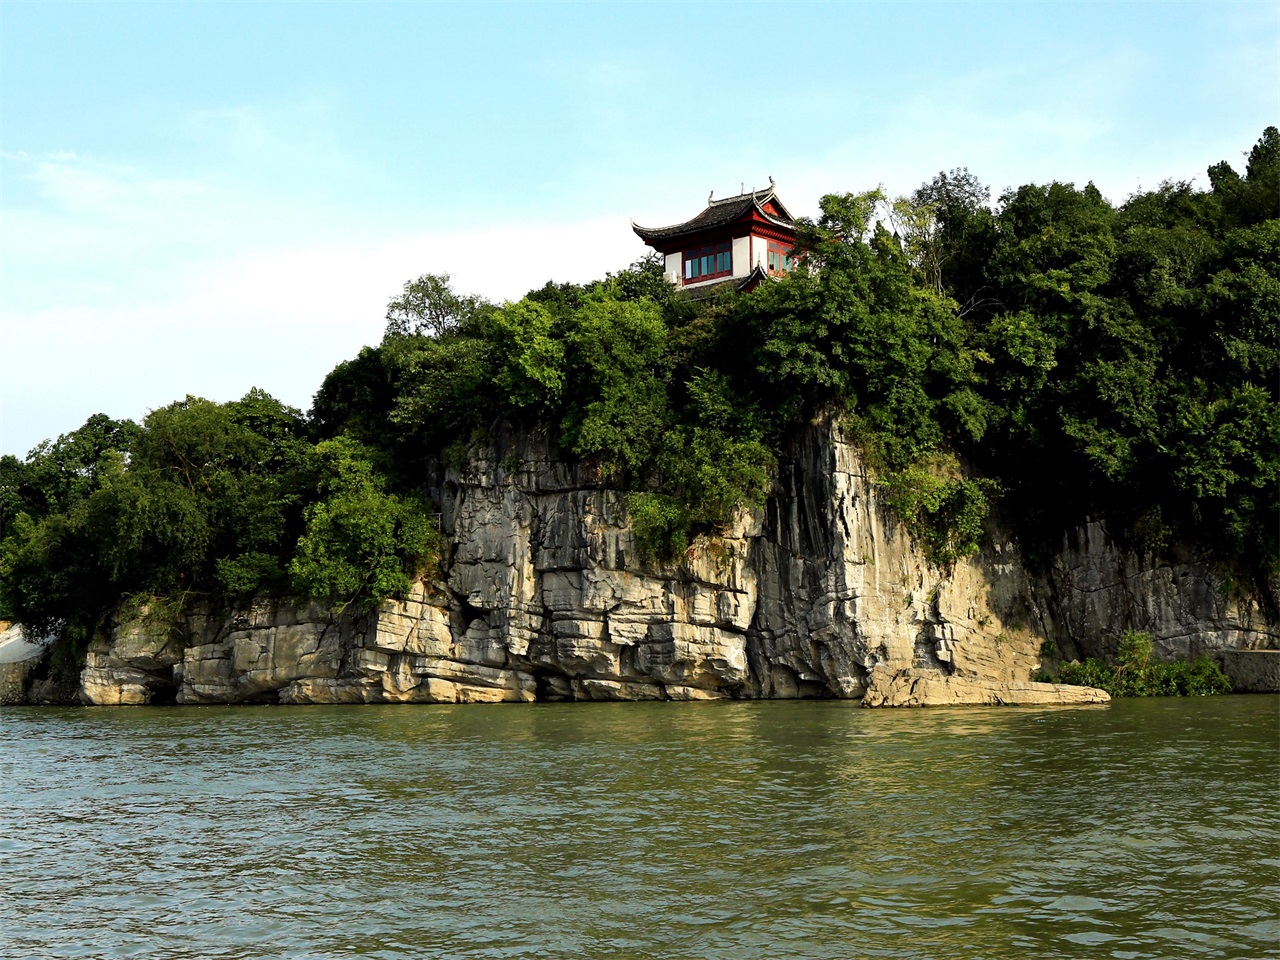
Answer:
[
  {"xmin": 682, "ymin": 241, "xmax": 733, "ymax": 284},
  {"xmin": 767, "ymin": 240, "xmax": 794, "ymax": 274}
]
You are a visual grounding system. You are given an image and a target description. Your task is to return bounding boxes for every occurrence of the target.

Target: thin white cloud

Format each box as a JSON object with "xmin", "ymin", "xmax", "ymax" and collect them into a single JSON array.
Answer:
[
  {"xmin": 1, "ymin": 214, "xmax": 648, "ymax": 456},
  {"xmin": 9, "ymin": 151, "xmax": 211, "ymax": 216}
]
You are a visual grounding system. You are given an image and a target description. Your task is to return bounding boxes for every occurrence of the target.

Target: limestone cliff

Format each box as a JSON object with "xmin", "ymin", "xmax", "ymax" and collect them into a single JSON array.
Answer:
[
  {"xmin": 1037, "ymin": 520, "xmax": 1278, "ymax": 662},
  {"xmin": 34, "ymin": 422, "xmax": 1278, "ymax": 706}
]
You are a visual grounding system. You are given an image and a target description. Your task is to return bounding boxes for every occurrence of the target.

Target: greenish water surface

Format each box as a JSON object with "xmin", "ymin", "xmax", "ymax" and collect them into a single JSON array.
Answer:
[{"xmin": 2, "ymin": 696, "xmax": 1277, "ymax": 959}]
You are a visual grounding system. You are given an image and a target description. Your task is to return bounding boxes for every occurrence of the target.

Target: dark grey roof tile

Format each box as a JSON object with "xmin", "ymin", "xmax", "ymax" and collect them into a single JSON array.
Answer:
[{"xmin": 633, "ymin": 187, "xmax": 796, "ymax": 244}]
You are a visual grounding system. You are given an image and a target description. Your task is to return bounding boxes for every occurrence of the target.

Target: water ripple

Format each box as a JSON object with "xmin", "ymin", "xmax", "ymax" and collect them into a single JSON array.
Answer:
[{"xmin": 2, "ymin": 696, "xmax": 1276, "ymax": 959}]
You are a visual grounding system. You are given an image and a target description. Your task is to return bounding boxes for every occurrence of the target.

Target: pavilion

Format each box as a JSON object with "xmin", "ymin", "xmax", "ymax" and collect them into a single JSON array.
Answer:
[{"xmin": 632, "ymin": 180, "xmax": 798, "ymax": 294}]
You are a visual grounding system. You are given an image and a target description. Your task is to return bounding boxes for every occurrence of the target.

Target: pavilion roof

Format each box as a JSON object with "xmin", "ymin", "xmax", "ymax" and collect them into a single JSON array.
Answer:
[{"xmin": 632, "ymin": 185, "xmax": 796, "ymax": 245}]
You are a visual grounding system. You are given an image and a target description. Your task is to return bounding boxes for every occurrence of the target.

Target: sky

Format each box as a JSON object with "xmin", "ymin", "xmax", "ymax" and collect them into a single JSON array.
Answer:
[{"xmin": 2, "ymin": 0, "xmax": 1277, "ymax": 457}]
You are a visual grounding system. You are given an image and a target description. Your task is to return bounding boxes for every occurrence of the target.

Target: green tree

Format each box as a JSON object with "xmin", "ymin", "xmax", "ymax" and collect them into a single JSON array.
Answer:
[
  {"xmin": 911, "ymin": 167, "xmax": 998, "ymax": 315},
  {"xmin": 485, "ymin": 298, "xmax": 567, "ymax": 415},
  {"xmin": 310, "ymin": 346, "xmax": 399, "ymax": 448},
  {"xmin": 288, "ymin": 438, "xmax": 438, "ymax": 608},
  {"xmin": 386, "ymin": 329, "xmax": 499, "ymax": 454},
  {"xmin": 0, "ymin": 391, "xmax": 314, "ymax": 635},
  {"xmin": 385, "ymin": 272, "xmax": 489, "ymax": 339},
  {"xmin": 560, "ymin": 291, "xmax": 671, "ymax": 475},
  {"xmin": 0, "ymin": 414, "xmax": 139, "ymax": 530}
]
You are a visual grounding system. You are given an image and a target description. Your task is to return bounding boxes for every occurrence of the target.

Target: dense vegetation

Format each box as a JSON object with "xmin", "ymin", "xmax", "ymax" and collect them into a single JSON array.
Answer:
[
  {"xmin": 1040, "ymin": 632, "xmax": 1233, "ymax": 697},
  {"xmin": 2, "ymin": 128, "xmax": 1276, "ymax": 660},
  {"xmin": 0, "ymin": 396, "xmax": 437, "ymax": 645}
]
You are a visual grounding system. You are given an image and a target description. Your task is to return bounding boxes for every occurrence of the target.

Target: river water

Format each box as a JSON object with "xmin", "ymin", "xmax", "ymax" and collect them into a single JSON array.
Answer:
[{"xmin": 2, "ymin": 696, "xmax": 1276, "ymax": 959}]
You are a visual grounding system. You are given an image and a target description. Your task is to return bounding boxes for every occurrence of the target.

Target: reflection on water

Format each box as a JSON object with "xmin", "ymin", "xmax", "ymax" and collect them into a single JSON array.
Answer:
[{"xmin": 2, "ymin": 697, "xmax": 1276, "ymax": 959}]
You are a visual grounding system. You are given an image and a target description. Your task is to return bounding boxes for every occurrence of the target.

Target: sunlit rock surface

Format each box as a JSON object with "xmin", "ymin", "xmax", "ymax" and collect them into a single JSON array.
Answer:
[
  {"xmin": 52, "ymin": 422, "xmax": 1278, "ymax": 707},
  {"xmin": 862, "ymin": 667, "xmax": 1111, "ymax": 707}
]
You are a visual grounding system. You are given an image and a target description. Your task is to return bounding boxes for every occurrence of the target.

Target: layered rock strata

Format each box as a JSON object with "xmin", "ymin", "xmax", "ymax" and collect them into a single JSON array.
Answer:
[{"xmin": 19, "ymin": 422, "xmax": 1276, "ymax": 707}]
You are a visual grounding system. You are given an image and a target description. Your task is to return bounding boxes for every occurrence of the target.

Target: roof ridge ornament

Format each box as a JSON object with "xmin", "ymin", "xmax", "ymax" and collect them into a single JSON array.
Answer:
[{"xmin": 709, "ymin": 189, "xmax": 714, "ymax": 203}]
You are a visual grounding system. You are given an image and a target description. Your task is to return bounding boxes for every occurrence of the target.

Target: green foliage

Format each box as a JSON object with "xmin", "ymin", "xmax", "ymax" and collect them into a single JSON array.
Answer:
[
  {"xmin": 487, "ymin": 299, "xmax": 567, "ymax": 414},
  {"xmin": 1, "ymin": 392, "xmax": 316, "ymax": 632},
  {"xmin": 0, "ymin": 414, "xmax": 141, "ymax": 621},
  {"xmin": 1, "ymin": 391, "xmax": 441, "ymax": 639},
  {"xmin": 560, "ymin": 292, "xmax": 670, "ymax": 473},
  {"xmin": 1048, "ymin": 655, "xmax": 1232, "ymax": 698},
  {"xmin": 912, "ymin": 168, "xmax": 999, "ymax": 316},
  {"xmin": 1116, "ymin": 629, "xmax": 1154, "ymax": 670},
  {"xmin": 387, "ymin": 331, "xmax": 498, "ymax": 454},
  {"xmin": 1044, "ymin": 631, "xmax": 1233, "ymax": 697},
  {"xmin": 0, "ymin": 414, "xmax": 139, "ymax": 530},
  {"xmin": 288, "ymin": 438, "xmax": 438, "ymax": 608},
  {"xmin": 627, "ymin": 492, "xmax": 690, "ymax": 562},
  {"xmin": 623, "ymin": 407, "xmax": 774, "ymax": 566},
  {"xmin": 216, "ymin": 552, "xmax": 286, "ymax": 596},
  {"xmin": 882, "ymin": 458, "xmax": 995, "ymax": 567},
  {"xmin": 310, "ymin": 346, "xmax": 400, "ymax": 452},
  {"xmin": 385, "ymin": 272, "xmax": 489, "ymax": 339},
  {"xmin": 919, "ymin": 128, "xmax": 1280, "ymax": 579},
  {"xmin": 109, "ymin": 391, "xmax": 314, "ymax": 599}
]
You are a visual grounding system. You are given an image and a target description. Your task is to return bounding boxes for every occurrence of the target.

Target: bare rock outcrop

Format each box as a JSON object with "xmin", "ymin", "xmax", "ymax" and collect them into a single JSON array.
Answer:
[
  {"xmin": 1037, "ymin": 520, "xmax": 1278, "ymax": 662},
  {"xmin": 1, "ymin": 621, "xmax": 77, "ymax": 705},
  {"xmin": 862, "ymin": 666, "xmax": 1111, "ymax": 707},
  {"xmin": 1, "ymin": 622, "xmax": 47, "ymax": 705},
  {"xmin": 16, "ymin": 420, "xmax": 1269, "ymax": 708}
]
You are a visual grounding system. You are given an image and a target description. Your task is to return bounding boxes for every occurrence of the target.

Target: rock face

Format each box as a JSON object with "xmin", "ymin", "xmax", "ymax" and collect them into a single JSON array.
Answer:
[
  {"xmin": 1221, "ymin": 650, "xmax": 1280, "ymax": 693},
  {"xmin": 1, "ymin": 622, "xmax": 46, "ymax": 705},
  {"xmin": 19, "ymin": 421, "xmax": 1275, "ymax": 708},
  {"xmin": 81, "ymin": 613, "xmax": 187, "ymax": 705},
  {"xmin": 1, "ymin": 621, "xmax": 76, "ymax": 705},
  {"xmin": 862, "ymin": 668, "xmax": 1111, "ymax": 708},
  {"xmin": 1038, "ymin": 520, "xmax": 1279, "ymax": 662}
]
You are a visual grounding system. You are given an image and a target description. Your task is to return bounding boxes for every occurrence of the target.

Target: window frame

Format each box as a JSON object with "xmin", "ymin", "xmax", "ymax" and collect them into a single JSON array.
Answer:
[
  {"xmin": 682, "ymin": 240, "xmax": 733, "ymax": 284},
  {"xmin": 766, "ymin": 240, "xmax": 794, "ymax": 275}
]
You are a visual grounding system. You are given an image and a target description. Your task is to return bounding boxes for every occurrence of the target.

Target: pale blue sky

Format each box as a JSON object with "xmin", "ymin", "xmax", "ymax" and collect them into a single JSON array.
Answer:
[{"xmin": 2, "ymin": 0, "xmax": 1277, "ymax": 456}]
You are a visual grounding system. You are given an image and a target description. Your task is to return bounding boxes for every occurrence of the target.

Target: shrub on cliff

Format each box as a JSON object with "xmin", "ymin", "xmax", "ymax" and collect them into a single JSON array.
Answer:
[
  {"xmin": 1041, "ymin": 630, "xmax": 1233, "ymax": 697},
  {"xmin": 289, "ymin": 438, "xmax": 439, "ymax": 610}
]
